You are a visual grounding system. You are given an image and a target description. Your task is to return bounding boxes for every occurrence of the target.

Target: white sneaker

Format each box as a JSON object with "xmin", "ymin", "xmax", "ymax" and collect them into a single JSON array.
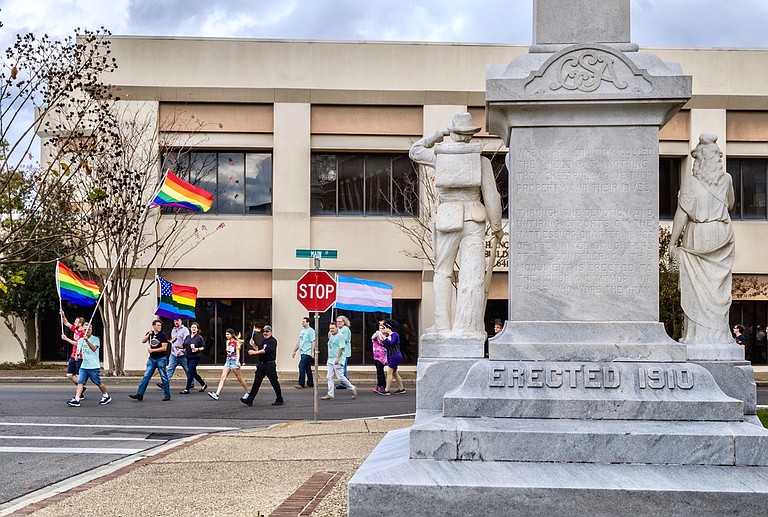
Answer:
[
  {"xmin": 320, "ymin": 395, "xmax": 334, "ymax": 400},
  {"xmin": 99, "ymin": 395, "xmax": 111, "ymax": 405},
  {"xmin": 208, "ymin": 392, "xmax": 219, "ymax": 400},
  {"xmin": 351, "ymin": 387, "xmax": 358, "ymax": 399},
  {"xmin": 241, "ymin": 393, "xmax": 249, "ymax": 400}
]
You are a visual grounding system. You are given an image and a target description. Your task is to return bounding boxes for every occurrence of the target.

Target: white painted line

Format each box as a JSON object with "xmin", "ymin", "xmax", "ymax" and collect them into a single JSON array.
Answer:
[
  {"xmin": 0, "ymin": 436, "xmax": 164, "ymax": 442},
  {"xmin": 344, "ymin": 413, "xmax": 416, "ymax": 421},
  {"xmin": 0, "ymin": 422, "xmax": 236, "ymax": 431},
  {"xmin": 0, "ymin": 447, "xmax": 143, "ymax": 454}
]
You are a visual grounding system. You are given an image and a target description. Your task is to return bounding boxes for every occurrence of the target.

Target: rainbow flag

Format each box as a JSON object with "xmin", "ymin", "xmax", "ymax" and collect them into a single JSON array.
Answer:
[
  {"xmin": 56, "ymin": 262, "xmax": 100, "ymax": 307},
  {"xmin": 150, "ymin": 170, "xmax": 213, "ymax": 212},
  {"xmin": 155, "ymin": 276, "xmax": 197, "ymax": 320}
]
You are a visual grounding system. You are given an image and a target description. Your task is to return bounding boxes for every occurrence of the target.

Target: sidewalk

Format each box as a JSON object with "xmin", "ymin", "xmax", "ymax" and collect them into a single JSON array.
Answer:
[{"xmin": 3, "ymin": 419, "xmax": 413, "ymax": 517}]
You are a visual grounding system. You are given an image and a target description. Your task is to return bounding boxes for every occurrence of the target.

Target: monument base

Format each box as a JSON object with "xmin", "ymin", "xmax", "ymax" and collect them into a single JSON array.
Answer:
[{"xmin": 348, "ymin": 428, "xmax": 768, "ymax": 517}]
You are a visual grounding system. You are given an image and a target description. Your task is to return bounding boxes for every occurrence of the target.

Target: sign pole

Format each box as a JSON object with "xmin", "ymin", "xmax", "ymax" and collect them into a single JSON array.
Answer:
[
  {"xmin": 313, "ymin": 255, "xmax": 320, "ymax": 423},
  {"xmin": 295, "ymin": 249, "xmax": 338, "ymax": 424}
]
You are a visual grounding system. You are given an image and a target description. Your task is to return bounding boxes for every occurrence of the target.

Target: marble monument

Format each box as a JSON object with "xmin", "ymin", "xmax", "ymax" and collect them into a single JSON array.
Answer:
[{"xmin": 349, "ymin": 1, "xmax": 768, "ymax": 515}]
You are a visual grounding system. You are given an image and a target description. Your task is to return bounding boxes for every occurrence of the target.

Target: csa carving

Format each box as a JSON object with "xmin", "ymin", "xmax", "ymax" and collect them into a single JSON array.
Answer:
[
  {"xmin": 550, "ymin": 50, "xmax": 628, "ymax": 92},
  {"xmin": 525, "ymin": 44, "xmax": 652, "ymax": 95}
]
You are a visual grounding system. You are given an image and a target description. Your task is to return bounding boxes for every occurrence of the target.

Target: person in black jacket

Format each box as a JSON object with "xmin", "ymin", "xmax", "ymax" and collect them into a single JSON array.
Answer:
[
  {"xmin": 241, "ymin": 325, "xmax": 284, "ymax": 407},
  {"xmin": 180, "ymin": 322, "xmax": 208, "ymax": 394}
]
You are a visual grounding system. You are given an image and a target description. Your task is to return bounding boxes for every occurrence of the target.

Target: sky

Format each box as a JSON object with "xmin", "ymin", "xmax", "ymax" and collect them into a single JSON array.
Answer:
[{"xmin": 0, "ymin": 0, "xmax": 767, "ymax": 49}]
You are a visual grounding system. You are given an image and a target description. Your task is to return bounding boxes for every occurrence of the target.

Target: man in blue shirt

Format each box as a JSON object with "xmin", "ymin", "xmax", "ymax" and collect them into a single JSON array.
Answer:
[{"xmin": 65, "ymin": 323, "xmax": 111, "ymax": 406}]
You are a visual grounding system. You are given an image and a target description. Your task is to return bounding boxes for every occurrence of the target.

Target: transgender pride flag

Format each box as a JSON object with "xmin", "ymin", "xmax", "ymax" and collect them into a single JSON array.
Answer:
[{"xmin": 335, "ymin": 276, "xmax": 393, "ymax": 313}]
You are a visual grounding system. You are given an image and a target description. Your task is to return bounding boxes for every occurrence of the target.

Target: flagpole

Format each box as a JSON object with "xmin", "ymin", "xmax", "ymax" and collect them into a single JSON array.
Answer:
[{"xmin": 55, "ymin": 261, "xmax": 64, "ymax": 336}]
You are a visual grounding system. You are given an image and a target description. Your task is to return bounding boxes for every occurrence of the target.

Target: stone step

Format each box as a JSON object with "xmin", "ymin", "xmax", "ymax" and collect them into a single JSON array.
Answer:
[
  {"xmin": 410, "ymin": 411, "xmax": 768, "ymax": 465},
  {"xmin": 349, "ymin": 428, "xmax": 768, "ymax": 517}
]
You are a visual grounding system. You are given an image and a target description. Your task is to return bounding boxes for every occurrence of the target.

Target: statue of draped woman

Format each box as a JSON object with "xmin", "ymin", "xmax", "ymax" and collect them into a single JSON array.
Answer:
[{"xmin": 669, "ymin": 133, "xmax": 735, "ymax": 345}]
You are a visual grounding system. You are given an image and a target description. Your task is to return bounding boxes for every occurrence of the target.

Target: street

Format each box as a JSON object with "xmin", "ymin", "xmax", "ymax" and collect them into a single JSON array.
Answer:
[{"xmin": 0, "ymin": 379, "xmax": 416, "ymax": 506}]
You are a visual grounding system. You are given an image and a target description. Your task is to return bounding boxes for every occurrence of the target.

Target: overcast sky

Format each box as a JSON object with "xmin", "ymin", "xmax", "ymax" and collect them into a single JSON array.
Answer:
[{"xmin": 1, "ymin": 0, "xmax": 767, "ymax": 49}]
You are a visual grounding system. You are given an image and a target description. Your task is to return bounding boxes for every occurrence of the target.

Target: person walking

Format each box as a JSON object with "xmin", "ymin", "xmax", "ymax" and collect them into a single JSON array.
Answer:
[
  {"xmin": 335, "ymin": 315, "xmax": 352, "ymax": 389},
  {"xmin": 66, "ymin": 323, "xmax": 111, "ymax": 406},
  {"xmin": 382, "ymin": 319, "xmax": 405, "ymax": 395},
  {"xmin": 371, "ymin": 321, "xmax": 388, "ymax": 395},
  {"xmin": 207, "ymin": 328, "xmax": 250, "ymax": 400},
  {"xmin": 180, "ymin": 322, "xmax": 207, "ymax": 394},
  {"xmin": 292, "ymin": 317, "xmax": 315, "ymax": 389},
  {"xmin": 321, "ymin": 322, "xmax": 357, "ymax": 400},
  {"xmin": 241, "ymin": 325, "xmax": 284, "ymax": 407},
  {"xmin": 130, "ymin": 320, "xmax": 171, "ymax": 401},
  {"xmin": 158, "ymin": 318, "xmax": 191, "ymax": 389},
  {"xmin": 60, "ymin": 309, "xmax": 88, "ymax": 398}
]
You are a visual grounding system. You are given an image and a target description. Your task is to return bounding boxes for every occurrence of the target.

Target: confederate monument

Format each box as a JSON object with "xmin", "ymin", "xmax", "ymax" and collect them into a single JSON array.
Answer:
[
  {"xmin": 350, "ymin": 1, "xmax": 768, "ymax": 515},
  {"xmin": 409, "ymin": 113, "xmax": 503, "ymax": 343}
]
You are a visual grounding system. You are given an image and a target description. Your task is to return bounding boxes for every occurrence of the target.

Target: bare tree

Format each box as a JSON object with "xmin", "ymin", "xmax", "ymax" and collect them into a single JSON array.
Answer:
[
  {"xmin": 69, "ymin": 102, "xmax": 223, "ymax": 375},
  {"xmin": 0, "ymin": 23, "xmax": 117, "ymax": 270}
]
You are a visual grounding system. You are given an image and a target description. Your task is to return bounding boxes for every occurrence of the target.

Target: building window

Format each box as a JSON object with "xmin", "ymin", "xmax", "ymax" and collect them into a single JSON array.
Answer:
[
  {"xmin": 313, "ymin": 299, "xmax": 420, "ymax": 365},
  {"xmin": 727, "ymin": 158, "xmax": 768, "ymax": 220},
  {"xmin": 165, "ymin": 151, "xmax": 272, "ymax": 215},
  {"xmin": 488, "ymin": 154, "xmax": 510, "ymax": 218},
  {"xmin": 160, "ymin": 298, "xmax": 271, "ymax": 365},
  {"xmin": 310, "ymin": 153, "xmax": 418, "ymax": 216},
  {"xmin": 730, "ymin": 300, "xmax": 768, "ymax": 364},
  {"xmin": 659, "ymin": 157, "xmax": 682, "ymax": 219}
]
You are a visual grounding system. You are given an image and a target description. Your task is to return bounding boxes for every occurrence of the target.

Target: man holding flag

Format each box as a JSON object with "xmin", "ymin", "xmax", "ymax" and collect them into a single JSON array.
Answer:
[{"xmin": 130, "ymin": 320, "xmax": 171, "ymax": 401}]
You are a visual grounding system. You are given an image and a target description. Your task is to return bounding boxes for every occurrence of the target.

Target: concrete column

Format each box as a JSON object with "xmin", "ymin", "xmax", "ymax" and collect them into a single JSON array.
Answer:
[{"xmin": 272, "ymin": 103, "xmax": 313, "ymax": 369}]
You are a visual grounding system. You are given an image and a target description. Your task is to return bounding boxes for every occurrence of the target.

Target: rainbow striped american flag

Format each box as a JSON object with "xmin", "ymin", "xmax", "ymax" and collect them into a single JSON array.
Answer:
[{"xmin": 155, "ymin": 276, "xmax": 197, "ymax": 320}]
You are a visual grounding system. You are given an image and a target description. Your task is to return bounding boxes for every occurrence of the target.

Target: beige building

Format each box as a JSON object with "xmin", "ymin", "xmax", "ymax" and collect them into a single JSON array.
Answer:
[{"xmin": 3, "ymin": 37, "xmax": 768, "ymax": 370}]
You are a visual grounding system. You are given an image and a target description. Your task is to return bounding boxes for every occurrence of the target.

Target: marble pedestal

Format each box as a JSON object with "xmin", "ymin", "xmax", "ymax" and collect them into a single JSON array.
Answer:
[{"xmin": 349, "ymin": 428, "xmax": 768, "ymax": 517}]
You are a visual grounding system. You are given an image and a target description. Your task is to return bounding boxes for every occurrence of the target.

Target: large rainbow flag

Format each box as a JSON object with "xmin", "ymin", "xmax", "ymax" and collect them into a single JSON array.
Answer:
[
  {"xmin": 150, "ymin": 170, "xmax": 213, "ymax": 212},
  {"xmin": 155, "ymin": 276, "xmax": 197, "ymax": 320},
  {"xmin": 56, "ymin": 261, "xmax": 100, "ymax": 307}
]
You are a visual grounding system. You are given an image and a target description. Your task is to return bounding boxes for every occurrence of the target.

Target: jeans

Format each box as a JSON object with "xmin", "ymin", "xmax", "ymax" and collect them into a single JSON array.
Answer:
[
  {"xmin": 298, "ymin": 353, "xmax": 314, "ymax": 387},
  {"xmin": 137, "ymin": 356, "xmax": 169, "ymax": 397},
  {"xmin": 167, "ymin": 354, "xmax": 191, "ymax": 386},
  {"xmin": 185, "ymin": 358, "xmax": 206, "ymax": 391},
  {"xmin": 245, "ymin": 361, "xmax": 283, "ymax": 403}
]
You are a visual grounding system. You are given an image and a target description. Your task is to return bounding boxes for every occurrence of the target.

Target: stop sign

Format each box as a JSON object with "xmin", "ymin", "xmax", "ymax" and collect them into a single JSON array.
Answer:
[{"xmin": 296, "ymin": 270, "xmax": 337, "ymax": 312}]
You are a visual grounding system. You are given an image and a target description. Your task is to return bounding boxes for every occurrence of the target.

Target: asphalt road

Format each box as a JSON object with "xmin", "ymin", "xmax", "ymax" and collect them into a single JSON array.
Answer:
[{"xmin": 0, "ymin": 380, "xmax": 416, "ymax": 506}]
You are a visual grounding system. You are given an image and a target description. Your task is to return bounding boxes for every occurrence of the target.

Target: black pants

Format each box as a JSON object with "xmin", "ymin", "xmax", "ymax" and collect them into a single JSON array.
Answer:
[
  {"xmin": 374, "ymin": 360, "xmax": 386, "ymax": 389},
  {"xmin": 246, "ymin": 361, "xmax": 283, "ymax": 403}
]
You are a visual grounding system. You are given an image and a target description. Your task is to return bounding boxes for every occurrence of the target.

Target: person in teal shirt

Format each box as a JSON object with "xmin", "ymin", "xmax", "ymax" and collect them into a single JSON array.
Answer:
[
  {"xmin": 335, "ymin": 315, "xmax": 352, "ymax": 389},
  {"xmin": 292, "ymin": 317, "xmax": 316, "ymax": 388},
  {"xmin": 321, "ymin": 322, "xmax": 357, "ymax": 400},
  {"xmin": 65, "ymin": 323, "xmax": 111, "ymax": 406}
]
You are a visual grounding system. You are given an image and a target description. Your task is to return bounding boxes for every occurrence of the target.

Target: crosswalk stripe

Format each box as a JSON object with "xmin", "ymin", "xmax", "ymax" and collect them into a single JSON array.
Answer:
[
  {"xmin": 0, "ymin": 422, "xmax": 235, "ymax": 431},
  {"xmin": 0, "ymin": 447, "xmax": 143, "ymax": 454},
  {"xmin": 0, "ymin": 436, "xmax": 164, "ymax": 442}
]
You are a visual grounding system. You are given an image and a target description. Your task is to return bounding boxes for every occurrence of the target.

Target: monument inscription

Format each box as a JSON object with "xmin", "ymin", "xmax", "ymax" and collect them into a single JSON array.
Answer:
[
  {"xmin": 488, "ymin": 363, "xmax": 695, "ymax": 389},
  {"xmin": 509, "ymin": 126, "xmax": 659, "ymax": 322}
]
